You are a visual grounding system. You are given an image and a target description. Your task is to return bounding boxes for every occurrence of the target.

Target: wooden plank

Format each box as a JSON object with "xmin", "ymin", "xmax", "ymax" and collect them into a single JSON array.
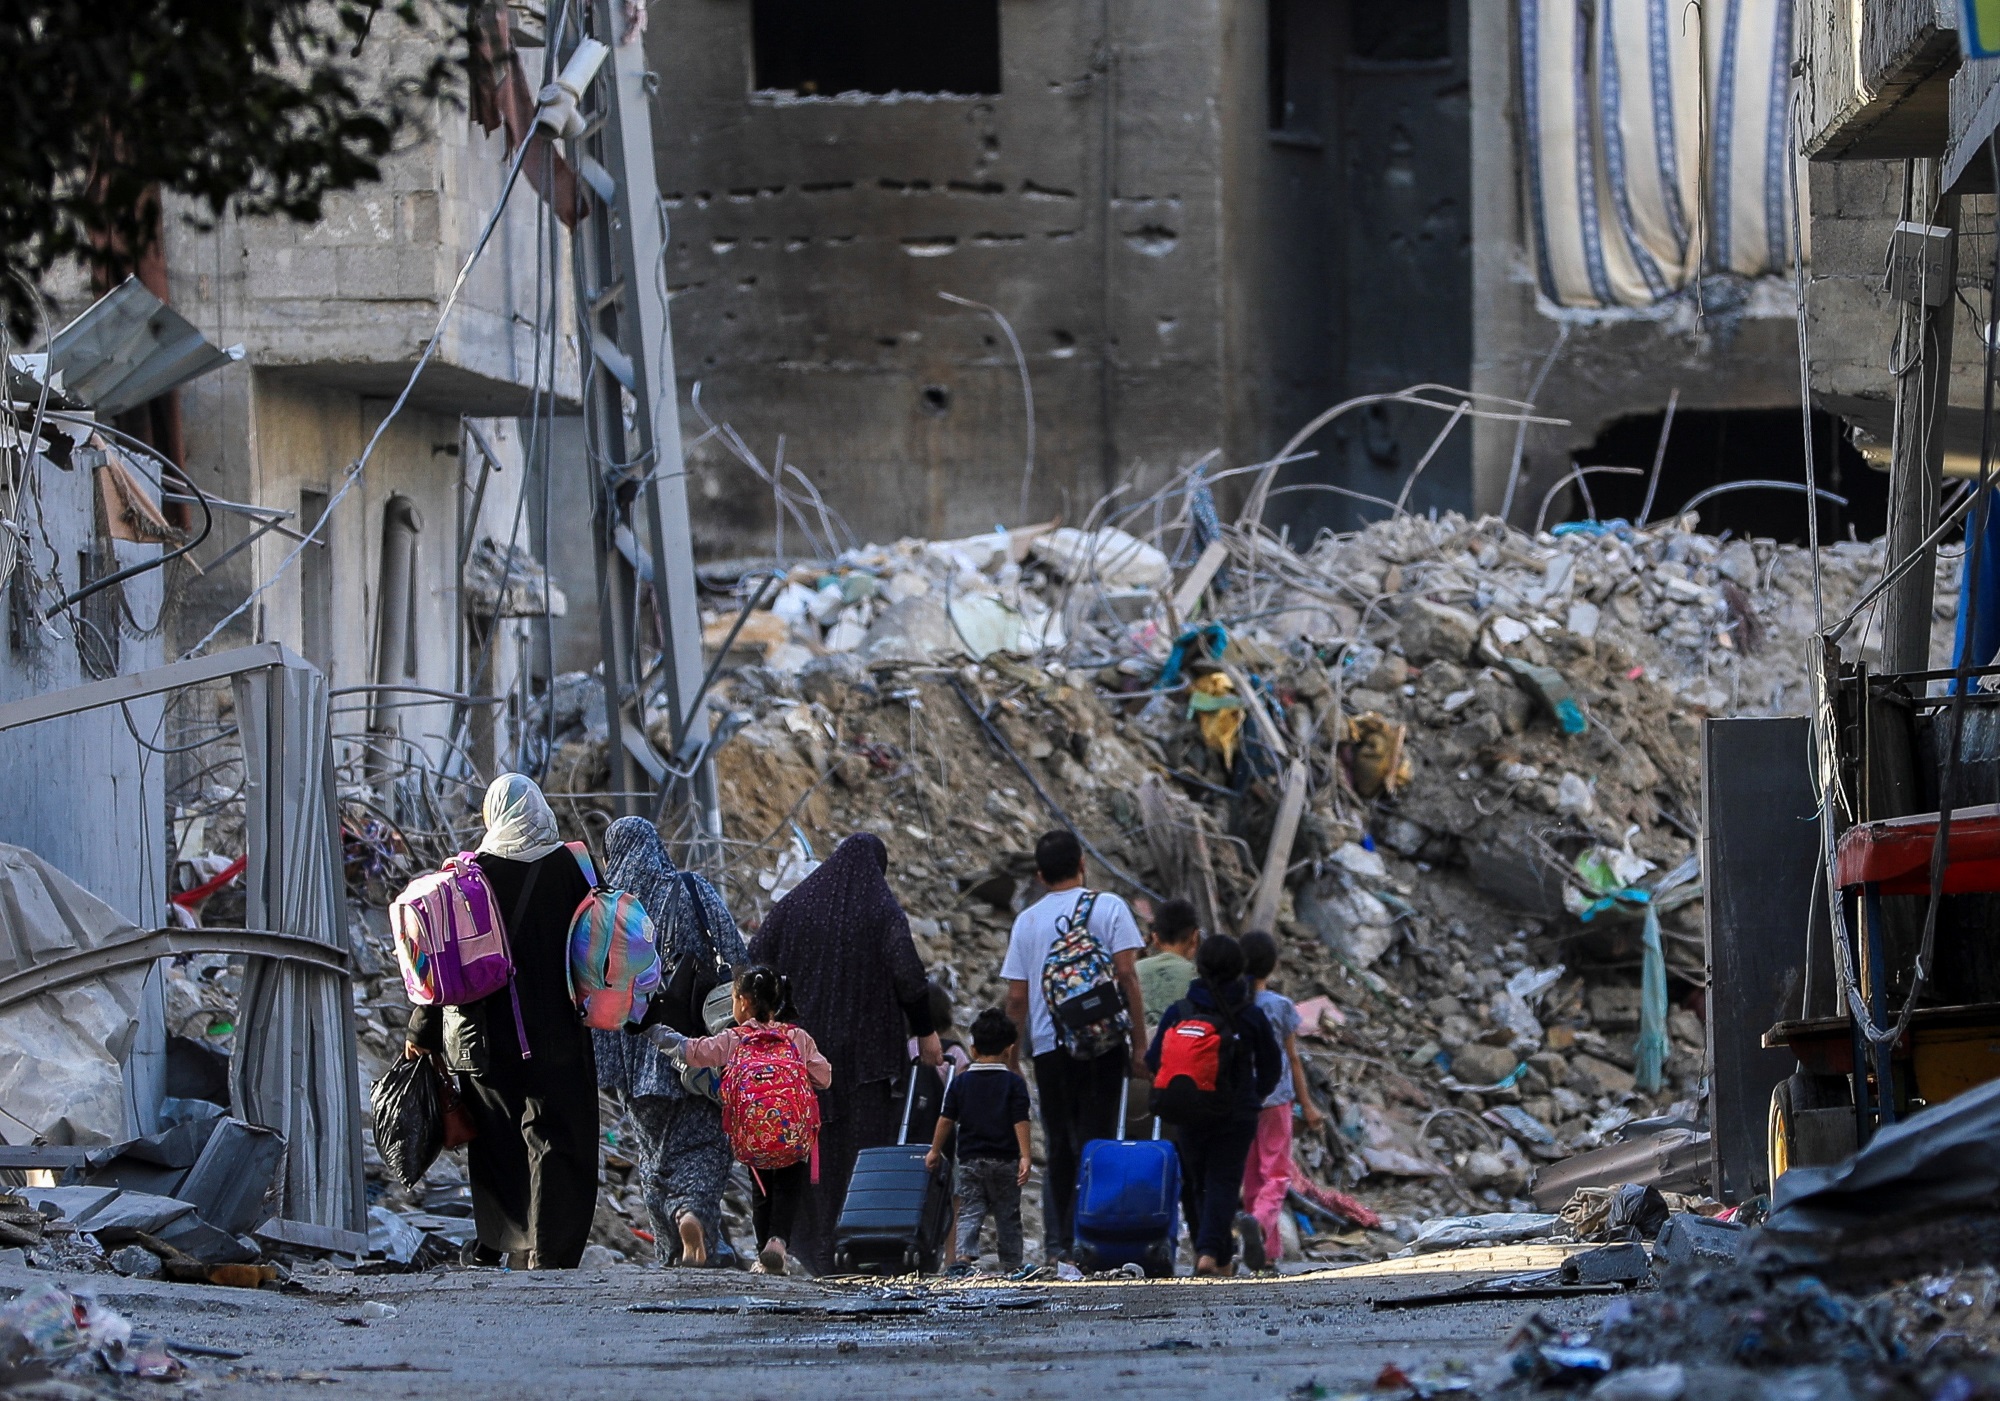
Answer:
[
  {"xmin": 1702, "ymin": 716, "xmax": 1834, "ymax": 1203},
  {"xmin": 1169, "ymin": 541, "xmax": 1229, "ymax": 622},
  {"xmin": 1246, "ymin": 760, "xmax": 1309, "ymax": 936},
  {"xmin": 1219, "ymin": 662, "xmax": 1291, "ymax": 764}
]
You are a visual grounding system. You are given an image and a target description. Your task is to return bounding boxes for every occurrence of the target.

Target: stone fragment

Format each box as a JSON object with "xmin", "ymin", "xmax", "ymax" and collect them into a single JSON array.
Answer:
[
  {"xmin": 1569, "ymin": 1054, "xmax": 1637, "ymax": 1097},
  {"xmin": 1400, "ymin": 598, "xmax": 1480, "ymax": 665},
  {"xmin": 1450, "ymin": 1043, "xmax": 1521, "ymax": 1086}
]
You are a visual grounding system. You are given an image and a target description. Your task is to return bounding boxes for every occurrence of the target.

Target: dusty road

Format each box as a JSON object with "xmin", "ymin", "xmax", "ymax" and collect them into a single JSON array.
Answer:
[{"xmin": 6, "ymin": 1250, "xmax": 1604, "ymax": 1398}]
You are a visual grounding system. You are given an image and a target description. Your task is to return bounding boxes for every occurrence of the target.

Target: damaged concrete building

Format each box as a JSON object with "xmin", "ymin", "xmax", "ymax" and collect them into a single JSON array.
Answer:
[{"xmin": 644, "ymin": 0, "xmax": 1848, "ymax": 557}]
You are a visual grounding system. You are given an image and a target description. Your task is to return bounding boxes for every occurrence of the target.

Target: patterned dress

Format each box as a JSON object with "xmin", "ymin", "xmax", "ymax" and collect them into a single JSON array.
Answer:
[{"xmin": 592, "ymin": 817, "xmax": 748, "ymax": 1263}]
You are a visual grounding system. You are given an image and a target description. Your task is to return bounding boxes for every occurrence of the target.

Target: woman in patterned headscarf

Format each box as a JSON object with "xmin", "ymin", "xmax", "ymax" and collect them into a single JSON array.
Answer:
[
  {"xmin": 406, "ymin": 773, "xmax": 598, "ymax": 1268},
  {"xmin": 594, "ymin": 816, "xmax": 747, "ymax": 1267},
  {"xmin": 748, "ymin": 832, "xmax": 940, "ymax": 1274}
]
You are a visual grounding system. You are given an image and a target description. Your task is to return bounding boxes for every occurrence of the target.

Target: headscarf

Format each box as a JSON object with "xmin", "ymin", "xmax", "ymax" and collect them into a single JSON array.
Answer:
[
  {"xmin": 595, "ymin": 816, "xmax": 747, "ymax": 1099},
  {"xmin": 476, "ymin": 773, "xmax": 564, "ymax": 862},
  {"xmin": 748, "ymin": 832, "xmax": 930, "ymax": 1088},
  {"xmin": 601, "ymin": 816, "xmax": 745, "ymax": 971}
]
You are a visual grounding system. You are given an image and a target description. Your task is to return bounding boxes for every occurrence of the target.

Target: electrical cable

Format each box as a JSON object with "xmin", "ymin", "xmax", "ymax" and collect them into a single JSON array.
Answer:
[
  {"xmin": 37, "ymin": 413, "xmax": 214, "ymax": 618},
  {"xmin": 183, "ymin": 126, "xmax": 543, "ymax": 659}
]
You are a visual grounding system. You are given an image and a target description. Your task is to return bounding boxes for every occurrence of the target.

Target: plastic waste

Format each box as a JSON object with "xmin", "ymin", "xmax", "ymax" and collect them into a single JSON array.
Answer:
[{"xmin": 370, "ymin": 1055, "xmax": 446, "ymax": 1190}]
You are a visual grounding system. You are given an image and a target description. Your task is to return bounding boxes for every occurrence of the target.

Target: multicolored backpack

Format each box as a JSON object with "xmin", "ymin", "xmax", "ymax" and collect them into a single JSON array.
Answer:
[
  {"xmin": 563, "ymin": 842, "xmax": 664, "ymax": 1030},
  {"xmin": 720, "ymin": 1025, "xmax": 822, "ymax": 1173},
  {"xmin": 390, "ymin": 853, "xmax": 516, "ymax": 1008},
  {"xmin": 1040, "ymin": 890, "xmax": 1129, "ymax": 1060}
]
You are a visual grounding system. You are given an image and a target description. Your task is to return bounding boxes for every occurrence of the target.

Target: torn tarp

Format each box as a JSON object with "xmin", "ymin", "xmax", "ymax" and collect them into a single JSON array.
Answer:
[
  {"xmin": 0, "ymin": 844, "xmax": 153, "ymax": 1146},
  {"xmin": 1756, "ymin": 1079, "xmax": 2000, "ymax": 1284},
  {"xmin": 1768, "ymin": 1078, "xmax": 2000, "ymax": 1229}
]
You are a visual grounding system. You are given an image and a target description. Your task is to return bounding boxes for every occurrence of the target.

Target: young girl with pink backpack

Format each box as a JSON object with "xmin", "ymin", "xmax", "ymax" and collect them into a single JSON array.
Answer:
[{"xmin": 651, "ymin": 965, "xmax": 831, "ymax": 1274}]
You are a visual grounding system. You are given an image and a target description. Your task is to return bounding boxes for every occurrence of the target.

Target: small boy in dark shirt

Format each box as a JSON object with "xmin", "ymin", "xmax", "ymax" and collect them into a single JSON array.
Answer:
[{"xmin": 926, "ymin": 1008, "xmax": 1032, "ymax": 1274}]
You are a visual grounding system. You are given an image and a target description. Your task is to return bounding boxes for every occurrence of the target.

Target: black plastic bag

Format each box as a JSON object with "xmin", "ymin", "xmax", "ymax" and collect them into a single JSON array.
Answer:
[{"xmin": 371, "ymin": 1055, "xmax": 445, "ymax": 1190}]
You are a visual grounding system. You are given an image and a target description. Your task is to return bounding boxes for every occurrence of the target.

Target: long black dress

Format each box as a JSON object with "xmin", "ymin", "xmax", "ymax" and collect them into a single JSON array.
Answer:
[
  {"xmin": 747, "ymin": 833, "xmax": 934, "ymax": 1274},
  {"xmin": 409, "ymin": 847, "xmax": 598, "ymax": 1268}
]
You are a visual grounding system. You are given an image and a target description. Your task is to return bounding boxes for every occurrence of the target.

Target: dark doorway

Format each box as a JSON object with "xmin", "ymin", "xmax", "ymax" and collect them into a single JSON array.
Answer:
[
  {"xmin": 1572, "ymin": 407, "xmax": 1887, "ymax": 545},
  {"xmin": 751, "ymin": 0, "xmax": 1002, "ymax": 97}
]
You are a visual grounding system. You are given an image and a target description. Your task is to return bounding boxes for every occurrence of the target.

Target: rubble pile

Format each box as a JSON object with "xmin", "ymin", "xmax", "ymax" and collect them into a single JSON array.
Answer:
[
  {"xmin": 1464, "ymin": 1262, "xmax": 2000, "ymax": 1401},
  {"xmin": 142, "ymin": 505, "xmax": 1961, "ymax": 1271},
  {"xmin": 522, "ymin": 507, "xmax": 1929, "ymax": 1257}
]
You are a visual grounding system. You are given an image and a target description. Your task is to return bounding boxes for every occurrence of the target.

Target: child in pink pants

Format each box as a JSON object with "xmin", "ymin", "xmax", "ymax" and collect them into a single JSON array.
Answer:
[{"xmin": 1238, "ymin": 932, "xmax": 1325, "ymax": 1265}]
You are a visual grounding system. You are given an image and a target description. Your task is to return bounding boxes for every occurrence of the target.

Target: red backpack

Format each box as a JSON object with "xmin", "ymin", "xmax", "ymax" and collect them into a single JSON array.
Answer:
[
  {"xmin": 720, "ymin": 1026, "xmax": 823, "ymax": 1175},
  {"xmin": 1151, "ymin": 984, "xmax": 1244, "ymax": 1126}
]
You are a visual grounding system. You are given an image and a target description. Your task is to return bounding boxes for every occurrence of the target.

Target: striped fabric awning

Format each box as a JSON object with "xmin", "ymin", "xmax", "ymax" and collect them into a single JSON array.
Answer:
[{"xmin": 1519, "ymin": 0, "xmax": 1799, "ymax": 311}]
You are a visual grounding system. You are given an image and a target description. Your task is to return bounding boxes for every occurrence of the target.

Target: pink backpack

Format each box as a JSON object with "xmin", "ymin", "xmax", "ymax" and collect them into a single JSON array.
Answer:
[
  {"xmin": 390, "ymin": 853, "xmax": 532, "ymax": 1051},
  {"xmin": 561, "ymin": 842, "xmax": 664, "ymax": 1031},
  {"xmin": 720, "ymin": 1026, "xmax": 822, "ymax": 1173}
]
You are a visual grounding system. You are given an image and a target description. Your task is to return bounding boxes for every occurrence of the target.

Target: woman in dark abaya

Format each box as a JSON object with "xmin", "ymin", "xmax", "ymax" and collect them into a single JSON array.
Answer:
[
  {"xmin": 406, "ymin": 773, "xmax": 599, "ymax": 1269},
  {"xmin": 748, "ymin": 832, "xmax": 940, "ymax": 1274},
  {"xmin": 593, "ymin": 816, "xmax": 747, "ymax": 1267}
]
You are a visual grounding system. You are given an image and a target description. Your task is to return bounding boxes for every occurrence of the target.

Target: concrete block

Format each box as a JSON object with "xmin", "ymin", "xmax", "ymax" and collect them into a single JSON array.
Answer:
[
  {"xmin": 399, "ymin": 191, "xmax": 441, "ymax": 245},
  {"xmin": 246, "ymin": 246, "xmax": 339, "ymax": 301},
  {"xmin": 1560, "ymin": 1240, "xmax": 1650, "ymax": 1285},
  {"xmin": 1652, "ymin": 1213, "xmax": 1746, "ymax": 1271},
  {"xmin": 1807, "ymin": 213, "xmax": 1896, "ymax": 279}
]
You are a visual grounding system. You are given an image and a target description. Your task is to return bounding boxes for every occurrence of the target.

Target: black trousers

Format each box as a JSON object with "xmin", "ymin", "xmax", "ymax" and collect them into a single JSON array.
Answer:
[
  {"xmin": 462, "ymin": 1057, "xmax": 600, "ymax": 1269},
  {"xmin": 1031, "ymin": 1047, "xmax": 1129, "ymax": 1254},
  {"xmin": 753, "ymin": 1161, "xmax": 812, "ymax": 1249},
  {"xmin": 1174, "ymin": 1115, "xmax": 1258, "ymax": 1265}
]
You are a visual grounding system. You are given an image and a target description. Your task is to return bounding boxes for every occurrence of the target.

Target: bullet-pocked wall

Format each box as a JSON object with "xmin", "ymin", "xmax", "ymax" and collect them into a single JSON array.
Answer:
[{"xmin": 649, "ymin": 0, "xmax": 1234, "ymax": 554}]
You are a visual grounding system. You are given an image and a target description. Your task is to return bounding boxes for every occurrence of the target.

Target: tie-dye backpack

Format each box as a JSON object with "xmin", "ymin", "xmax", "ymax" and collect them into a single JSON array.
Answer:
[
  {"xmin": 563, "ymin": 841, "xmax": 664, "ymax": 1030},
  {"xmin": 720, "ymin": 1026, "xmax": 822, "ymax": 1173}
]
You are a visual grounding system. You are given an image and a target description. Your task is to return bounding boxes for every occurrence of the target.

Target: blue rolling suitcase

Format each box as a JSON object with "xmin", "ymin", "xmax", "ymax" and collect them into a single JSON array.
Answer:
[{"xmin": 1072, "ymin": 1082, "xmax": 1180, "ymax": 1277}]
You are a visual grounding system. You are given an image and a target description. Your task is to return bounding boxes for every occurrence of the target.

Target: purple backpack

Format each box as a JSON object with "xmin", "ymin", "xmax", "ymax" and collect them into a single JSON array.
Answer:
[{"xmin": 391, "ymin": 852, "xmax": 533, "ymax": 1054}]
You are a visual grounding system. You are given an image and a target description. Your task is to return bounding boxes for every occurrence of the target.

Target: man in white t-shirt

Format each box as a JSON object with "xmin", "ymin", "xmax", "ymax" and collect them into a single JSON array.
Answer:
[{"xmin": 1001, "ymin": 830, "xmax": 1148, "ymax": 1261}]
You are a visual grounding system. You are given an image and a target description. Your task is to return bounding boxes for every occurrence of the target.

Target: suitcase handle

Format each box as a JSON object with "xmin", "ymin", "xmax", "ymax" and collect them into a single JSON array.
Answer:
[{"xmin": 896, "ymin": 1058, "xmax": 957, "ymax": 1147}]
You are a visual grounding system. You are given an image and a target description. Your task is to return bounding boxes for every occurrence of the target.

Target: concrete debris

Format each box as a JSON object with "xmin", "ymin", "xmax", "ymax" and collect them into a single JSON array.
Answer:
[
  {"xmin": 487, "ymin": 508, "xmax": 1893, "ymax": 1258},
  {"xmin": 1559, "ymin": 1241, "xmax": 1651, "ymax": 1286}
]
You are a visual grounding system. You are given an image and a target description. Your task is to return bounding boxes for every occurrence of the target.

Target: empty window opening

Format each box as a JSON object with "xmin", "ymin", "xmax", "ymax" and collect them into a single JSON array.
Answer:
[
  {"xmin": 1266, "ymin": 0, "xmax": 1327, "ymax": 137},
  {"xmin": 1351, "ymin": 0, "xmax": 1449, "ymax": 63},
  {"xmin": 300, "ymin": 488, "xmax": 332, "ymax": 675},
  {"xmin": 752, "ymin": 0, "xmax": 1001, "ymax": 97},
  {"xmin": 1567, "ymin": 408, "xmax": 1886, "ymax": 546},
  {"xmin": 1267, "ymin": 0, "xmax": 1289, "ymax": 130}
]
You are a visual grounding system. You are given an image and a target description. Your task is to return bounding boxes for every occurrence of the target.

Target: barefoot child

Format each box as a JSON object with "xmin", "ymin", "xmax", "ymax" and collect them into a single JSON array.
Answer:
[{"xmin": 653, "ymin": 966, "xmax": 831, "ymax": 1275}]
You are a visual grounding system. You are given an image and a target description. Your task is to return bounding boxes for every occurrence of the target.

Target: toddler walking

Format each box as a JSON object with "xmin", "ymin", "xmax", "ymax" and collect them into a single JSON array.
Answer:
[{"xmin": 925, "ymin": 1009, "xmax": 1031, "ymax": 1275}]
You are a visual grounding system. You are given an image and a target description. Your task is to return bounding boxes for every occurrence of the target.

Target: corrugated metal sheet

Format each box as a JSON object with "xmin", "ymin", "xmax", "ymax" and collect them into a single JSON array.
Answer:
[{"xmin": 230, "ymin": 659, "xmax": 366, "ymax": 1234}]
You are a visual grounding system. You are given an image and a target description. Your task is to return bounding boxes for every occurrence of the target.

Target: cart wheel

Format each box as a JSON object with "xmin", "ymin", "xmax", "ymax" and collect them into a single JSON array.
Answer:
[
  {"xmin": 1769, "ymin": 1072, "xmax": 1857, "ymax": 1188},
  {"xmin": 1768, "ymin": 1078, "xmax": 1798, "ymax": 1187}
]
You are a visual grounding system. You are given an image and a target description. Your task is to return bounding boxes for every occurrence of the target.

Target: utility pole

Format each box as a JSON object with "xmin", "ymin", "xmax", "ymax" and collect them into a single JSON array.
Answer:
[
  {"xmin": 1882, "ymin": 160, "xmax": 1958, "ymax": 676},
  {"xmin": 566, "ymin": 1, "xmax": 720, "ymax": 850}
]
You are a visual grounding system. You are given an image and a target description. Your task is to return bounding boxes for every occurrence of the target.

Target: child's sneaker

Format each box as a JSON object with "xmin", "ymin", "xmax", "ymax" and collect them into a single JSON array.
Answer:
[{"xmin": 1234, "ymin": 1212, "xmax": 1269, "ymax": 1271}]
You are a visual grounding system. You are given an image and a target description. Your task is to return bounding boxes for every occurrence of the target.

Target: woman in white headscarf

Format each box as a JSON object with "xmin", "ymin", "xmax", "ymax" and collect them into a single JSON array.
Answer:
[{"xmin": 406, "ymin": 773, "xmax": 600, "ymax": 1268}]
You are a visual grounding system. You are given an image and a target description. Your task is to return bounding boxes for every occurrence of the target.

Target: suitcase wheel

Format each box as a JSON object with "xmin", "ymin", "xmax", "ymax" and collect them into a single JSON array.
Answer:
[
  {"xmin": 1143, "ymin": 1240, "xmax": 1174, "ymax": 1278},
  {"xmin": 903, "ymin": 1248, "xmax": 922, "ymax": 1275},
  {"xmin": 834, "ymin": 1248, "xmax": 852, "ymax": 1272},
  {"xmin": 1074, "ymin": 1243, "xmax": 1101, "ymax": 1274}
]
